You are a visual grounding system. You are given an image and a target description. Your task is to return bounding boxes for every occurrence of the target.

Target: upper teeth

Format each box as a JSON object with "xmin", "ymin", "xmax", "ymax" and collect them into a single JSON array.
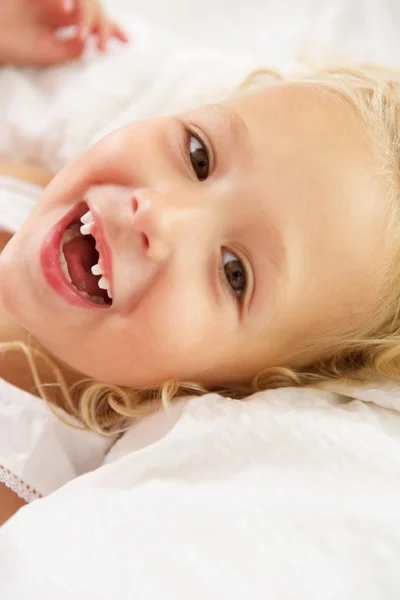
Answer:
[
  {"xmin": 91, "ymin": 264, "xmax": 103, "ymax": 276},
  {"xmin": 80, "ymin": 210, "xmax": 93, "ymax": 224},
  {"xmin": 80, "ymin": 210, "xmax": 94, "ymax": 236},
  {"xmin": 97, "ymin": 276, "xmax": 112, "ymax": 297},
  {"xmin": 80, "ymin": 209, "xmax": 113, "ymax": 299}
]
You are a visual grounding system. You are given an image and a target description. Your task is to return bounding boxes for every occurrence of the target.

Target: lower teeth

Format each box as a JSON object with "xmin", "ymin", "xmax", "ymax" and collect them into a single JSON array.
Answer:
[{"xmin": 78, "ymin": 290, "xmax": 106, "ymax": 305}]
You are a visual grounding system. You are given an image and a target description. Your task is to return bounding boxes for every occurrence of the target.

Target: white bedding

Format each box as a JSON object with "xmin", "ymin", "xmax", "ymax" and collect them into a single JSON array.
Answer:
[
  {"xmin": 2, "ymin": 386, "xmax": 400, "ymax": 598},
  {"xmin": 2, "ymin": 1, "xmax": 400, "ymax": 597},
  {"xmin": 115, "ymin": 0, "xmax": 400, "ymax": 66}
]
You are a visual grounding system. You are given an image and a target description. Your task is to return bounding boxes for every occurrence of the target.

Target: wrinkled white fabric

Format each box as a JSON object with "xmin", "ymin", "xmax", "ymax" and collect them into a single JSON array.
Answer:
[
  {"xmin": 0, "ymin": 378, "xmax": 113, "ymax": 501},
  {"xmin": 2, "ymin": 389, "xmax": 400, "ymax": 599},
  {"xmin": 114, "ymin": 0, "xmax": 400, "ymax": 65},
  {"xmin": 0, "ymin": 176, "xmax": 41, "ymax": 231}
]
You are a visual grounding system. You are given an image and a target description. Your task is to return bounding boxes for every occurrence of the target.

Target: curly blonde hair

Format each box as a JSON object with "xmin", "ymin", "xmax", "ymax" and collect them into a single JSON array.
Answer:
[{"xmin": 4, "ymin": 63, "xmax": 400, "ymax": 435}]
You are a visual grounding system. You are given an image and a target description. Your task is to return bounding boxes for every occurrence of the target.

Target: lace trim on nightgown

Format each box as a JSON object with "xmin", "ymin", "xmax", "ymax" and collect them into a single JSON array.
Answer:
[{"xmin": 0, "ymin": 465, "xmax": 42, "ymax": 503}]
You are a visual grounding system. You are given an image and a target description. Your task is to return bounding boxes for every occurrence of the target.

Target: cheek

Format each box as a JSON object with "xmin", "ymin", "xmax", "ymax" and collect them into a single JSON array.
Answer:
[
  {"xmin": 100, "ymin": 291, "xmax": 235, "ymax": 386},
  {"xmin": 39, "ymin": 290, "xmax": 220, "ymax": 387},
  {"xmin": 119, "ymin": 290, "xmax": 245, "ymax": 385},
  {"xmin": 124, "ymin": 293, "xmax": 216, "ymax": 363}
]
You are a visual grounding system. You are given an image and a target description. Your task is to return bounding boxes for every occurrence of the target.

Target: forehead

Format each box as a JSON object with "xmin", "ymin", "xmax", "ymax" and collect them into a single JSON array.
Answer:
[
  {"xmin": 221, "ymin": 83, "xmax": 381, "ymax": 233},
  {"xmin": 224, "ymin": 82, "xmax": 370, "ymax": 164}
]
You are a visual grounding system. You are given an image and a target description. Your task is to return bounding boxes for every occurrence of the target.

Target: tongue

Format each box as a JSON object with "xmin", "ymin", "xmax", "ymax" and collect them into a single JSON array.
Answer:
[{"xmin": 63, "ymin": 237, "xmax": 102, "ymax": 297}]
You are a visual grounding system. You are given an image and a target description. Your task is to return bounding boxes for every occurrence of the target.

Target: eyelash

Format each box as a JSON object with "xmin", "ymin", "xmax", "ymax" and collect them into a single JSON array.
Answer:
[
  {"xmin": 219, "ymin": 249, "xmax": 248, "ymax": 304},
  {"xmin": 181, "ymin": 123, "xmax": 211, "ymax": 181},
  {"xmin": 181, "ymin": 122, "xmax": 248, "ymax": 304}
]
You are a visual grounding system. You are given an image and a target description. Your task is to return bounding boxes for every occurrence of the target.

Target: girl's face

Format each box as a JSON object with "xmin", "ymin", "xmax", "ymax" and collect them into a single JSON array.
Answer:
[{"xmin": 0, "ymin": 84, "xmax": 389, "ymax": 388}]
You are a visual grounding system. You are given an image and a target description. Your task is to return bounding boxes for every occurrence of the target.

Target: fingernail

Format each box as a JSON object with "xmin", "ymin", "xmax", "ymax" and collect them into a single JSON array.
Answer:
[{"xmin": 63, "ymin": 0, "xmax": 75, "ymax": 12}]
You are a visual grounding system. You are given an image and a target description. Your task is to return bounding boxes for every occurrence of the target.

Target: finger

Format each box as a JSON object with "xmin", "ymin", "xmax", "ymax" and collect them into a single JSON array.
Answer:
[
  {"xmin": 76, "ymin": 0, "xmax": 96, "ymax": 42},
  {"xmin": 62, "ymin": 0, "xmax": 75, "ymax": 13},
  {"xmin": 44, "ymin": 36, "xmax": 85, "ymax": 65},
  {"xmin": 27, "ymin": 32, "xmax": 85, "ymax": 66},
  {"xmin": 95, "ymin": 13, "xmax": 110, "ymax": 52},
  {"xmin": 30, "ymin": 0, "xmax": 75, "ymax": 17},
  {"xmin": 92, "ymin": 18, "xmax": 129, "ymax": 53},
  {"xmin": 112, "ymin": 23, "xmax": 130, "ymax": 44},
  {"xmin": 39, "ymin": 0, "xmax": 75, "ymax": 14},
  {"xmin": 26, "ymin": 0, "xmax": 66, "ymax": 6},
  {"xmin": 33, "ymin": 0, "xmax": 78, "ymax": 28}
]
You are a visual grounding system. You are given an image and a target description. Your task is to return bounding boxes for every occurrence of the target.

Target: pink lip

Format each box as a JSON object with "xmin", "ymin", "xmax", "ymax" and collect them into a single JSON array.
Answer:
[
  {"xmin": 86, "ymin": 202, "xmax": 114, "ymax": 296},
  {"xmin": 40, "ymin": 202, "xmax": 109, "ymax": 309}
]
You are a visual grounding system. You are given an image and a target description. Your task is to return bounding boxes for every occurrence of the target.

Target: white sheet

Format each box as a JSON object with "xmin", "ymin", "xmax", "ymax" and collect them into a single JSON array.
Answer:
[
  {"xmin": 2, "ymin": 387, "xmax": 400, "ymax": 598},
  {"xmin": 113, "ymin": 0, "xmax": 400, "ymax": 66}
]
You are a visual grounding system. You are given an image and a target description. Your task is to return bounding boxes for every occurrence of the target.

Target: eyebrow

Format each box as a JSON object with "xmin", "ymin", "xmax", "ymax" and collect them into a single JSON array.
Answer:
[{"xmin": 205, "ymin": 103, "xmax": 249, "ymax": 147}]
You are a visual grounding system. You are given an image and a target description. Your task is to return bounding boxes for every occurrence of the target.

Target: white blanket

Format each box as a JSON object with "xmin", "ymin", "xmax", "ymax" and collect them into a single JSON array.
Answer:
[
  {"xmin": 2, "ymin": 386, "xmax": 400, "ymax": 598},
  {"xmin": 2, "ymin": 2, "xmax": 400, "ymax": 597}
]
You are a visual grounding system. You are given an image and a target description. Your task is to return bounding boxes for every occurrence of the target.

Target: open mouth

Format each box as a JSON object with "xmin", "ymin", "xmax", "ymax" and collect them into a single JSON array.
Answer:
[{"xmin": 59, "ymin": 202, "xmax": 113, "ymax": 307}]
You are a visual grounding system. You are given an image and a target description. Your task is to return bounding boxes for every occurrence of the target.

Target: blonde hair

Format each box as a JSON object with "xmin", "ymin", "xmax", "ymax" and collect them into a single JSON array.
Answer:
[{"xmin": 4, "ymin": 63, "xmax": 400, "ymax": 435}]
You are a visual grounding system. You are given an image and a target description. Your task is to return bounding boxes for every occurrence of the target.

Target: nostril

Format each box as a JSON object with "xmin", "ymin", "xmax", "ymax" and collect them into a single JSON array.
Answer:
[
  {"xmin": 140, "ymin": 232, "xmax": 149, "ymax": 250},
  {"xmin": 131, "ymin": 196, "xmax": 138, "ymax": 214}
]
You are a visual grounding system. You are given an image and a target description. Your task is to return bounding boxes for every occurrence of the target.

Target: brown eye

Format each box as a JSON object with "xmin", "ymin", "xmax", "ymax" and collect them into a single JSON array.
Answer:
[
  {"xmin": 223, "ymin": 250, "xmax": 246, "ymax": 298},
  {"xmin": 189, "ymin": 135, "xmax": 209, "ymax": 181}
]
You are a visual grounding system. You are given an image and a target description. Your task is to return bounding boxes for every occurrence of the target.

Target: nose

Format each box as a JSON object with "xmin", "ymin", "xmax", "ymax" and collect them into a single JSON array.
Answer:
[{"xmin": 131, "ymin": 189, "xmax": 208, "ymax": 263}]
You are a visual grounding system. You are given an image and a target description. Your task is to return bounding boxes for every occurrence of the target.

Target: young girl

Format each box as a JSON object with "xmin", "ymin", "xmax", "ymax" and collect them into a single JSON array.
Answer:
[{"xmin": 1, "ymin": 0, "xmax": 400, "ymax": 526}]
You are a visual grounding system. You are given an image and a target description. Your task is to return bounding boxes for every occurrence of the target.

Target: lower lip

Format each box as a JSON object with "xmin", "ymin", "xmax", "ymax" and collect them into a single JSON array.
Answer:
[{"xmin": 40, "ymin": 202, "xmax": 108, "ymax": 309}]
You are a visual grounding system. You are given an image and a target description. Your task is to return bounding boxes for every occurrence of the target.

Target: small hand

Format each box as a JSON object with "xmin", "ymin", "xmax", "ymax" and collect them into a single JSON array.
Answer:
[
  {"xmin": 0, "ymin": 0, "xmax": 128, "ymax": 67},
  {"xmin": 36, "ymin": 0, "xmax": 129, "ymax": 51}
]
